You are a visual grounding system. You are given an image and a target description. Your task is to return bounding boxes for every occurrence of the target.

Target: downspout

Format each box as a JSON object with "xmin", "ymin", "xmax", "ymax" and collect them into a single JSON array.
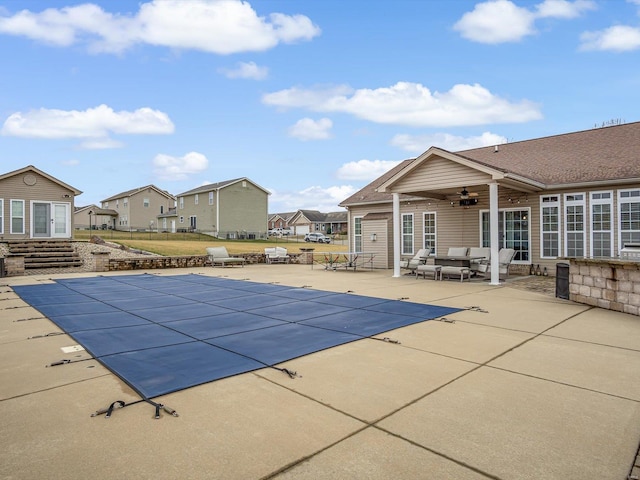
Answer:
[
  {"xmin": 489, "ymin": 182, "xmax": 500, "ymax": 285},
  {"xmin": 393, "ymin": 193, "xmax": 401, "ymax": 277}
]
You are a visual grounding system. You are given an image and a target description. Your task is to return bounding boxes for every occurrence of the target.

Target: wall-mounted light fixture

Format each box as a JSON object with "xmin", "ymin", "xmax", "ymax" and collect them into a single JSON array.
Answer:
[{"xmin": 370, "ymin": 233, "xmax": 377, "ymax": 241}]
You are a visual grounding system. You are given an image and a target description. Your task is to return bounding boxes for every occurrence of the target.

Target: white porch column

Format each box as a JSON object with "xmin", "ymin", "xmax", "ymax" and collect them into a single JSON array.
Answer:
[
  {"xmin": 489, "ymin": 182, "xmax": 500, "ymax": 285},
  {"xmin": 392, "ymin": 193, "xmax": 401, "ymax": 277}
]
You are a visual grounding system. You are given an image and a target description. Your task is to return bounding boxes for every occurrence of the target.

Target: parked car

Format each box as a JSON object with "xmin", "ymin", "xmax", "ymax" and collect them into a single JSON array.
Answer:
[
  {"xmin": 304, "ymin": 232, "xmax": 331, "ymax": 243},
  {"xmin": 269, "ymin": 228, "xmax": 292, "ymax": 236}
]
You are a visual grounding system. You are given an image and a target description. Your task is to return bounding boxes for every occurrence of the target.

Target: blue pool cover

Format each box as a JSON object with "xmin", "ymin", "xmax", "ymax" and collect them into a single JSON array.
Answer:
[{"xmin": 13, "ymin": 274, "xmax": 460, "ymax": 399}]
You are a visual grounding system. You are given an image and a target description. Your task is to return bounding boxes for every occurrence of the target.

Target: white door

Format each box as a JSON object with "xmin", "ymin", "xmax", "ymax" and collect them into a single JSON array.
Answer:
[
  {"xmin": 52, "ymin": 203, "xmax": 70, "ymax": 238},
  {"xmin": 171, "ymin": 220, "xmax": 176, "ymax": 233}
]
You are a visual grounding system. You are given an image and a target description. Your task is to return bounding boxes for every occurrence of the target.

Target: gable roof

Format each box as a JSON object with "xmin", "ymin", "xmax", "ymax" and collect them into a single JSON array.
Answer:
[
  {"xmin": 268, "ymin": 212, "xmax": 297, "ymax": 222},
  {"xmin": 342, "ymin": 122, "xmax": 640, "ymax": 206},
  {"xmin": 102, "ymin": 184, "xmax": 174, "ymax": 202},
  {"xmin": 177, "ymin": 177, "xmax": 271, "ymax": 196},
  {"xmin": 0, "ymin": 165, "xmax": 82, "ymax": 195},
  {"xmin": 340, "ymin": 159, "xmax": 420, "ymax": 206}
]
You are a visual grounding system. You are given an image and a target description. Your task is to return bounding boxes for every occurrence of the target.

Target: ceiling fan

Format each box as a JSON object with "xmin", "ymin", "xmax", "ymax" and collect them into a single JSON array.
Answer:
[
  {"xmin": 457, "ymin": 187, "xmax": 479, "ymax": 200},
  {"xmin": 457, "ymin": 187, "xmax": 478, "ymax": 206}
]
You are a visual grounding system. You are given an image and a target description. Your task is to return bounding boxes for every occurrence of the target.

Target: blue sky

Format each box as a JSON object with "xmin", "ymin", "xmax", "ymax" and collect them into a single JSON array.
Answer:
[{"xmin": 1, "ymin": 0, "xmax": 639, "ymax": 213}]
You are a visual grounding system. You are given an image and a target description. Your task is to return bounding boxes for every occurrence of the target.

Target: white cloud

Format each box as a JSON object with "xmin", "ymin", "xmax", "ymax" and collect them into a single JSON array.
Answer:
[
  {"xmin": 288, "ymin": 117, "xmax": 333, "ymax": 140},
  {"xmin": 336, "ymin": 160, "xmax": 402, "ymax": 181},
  {"xmin": 1, "ymin": 104, "xmax": 174, "ymax": 148},
  {"xmin": 0, "ymin": 0, "xmax": 321, "ymax": 54},
  {"xmin": 580, "ymin": 25, "xmax": 640, "ymax": 52},
  {"xmin": 218, "ymin": 61, "xmax": 268, "ymax": 80},
  {"xmin": 263, "ymin": 82, "xmax": 541, "ymax": 127},
  {"xmin": 391, "ymin": 131, "xmax": 508, "ymax": 153},
  {"xmin": 269, "ymin": 185, "xmax": 355, "ymax": 212},
  {"xmin": 454, "ymin": 0, "xmax": 595, "ymax": 44},
  {"xmin": 535, "ymin": 0, "xmax": 595, "ymax": 18},
  {"xmin": 152, "ymin": 152, "xmax": 209, "ymax": 181}
]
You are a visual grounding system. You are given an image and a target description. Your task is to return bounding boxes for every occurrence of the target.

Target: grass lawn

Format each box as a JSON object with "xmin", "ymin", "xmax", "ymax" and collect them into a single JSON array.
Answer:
[{"xmin": 73, "ymin": 230, "xmax": 348, "ymax": 256}]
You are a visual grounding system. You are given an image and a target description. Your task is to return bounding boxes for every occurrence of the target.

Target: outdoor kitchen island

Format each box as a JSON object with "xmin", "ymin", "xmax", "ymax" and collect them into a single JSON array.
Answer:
[{"xmin": 568, "ymin": 254, "xmax": 640, "ymax": 317}]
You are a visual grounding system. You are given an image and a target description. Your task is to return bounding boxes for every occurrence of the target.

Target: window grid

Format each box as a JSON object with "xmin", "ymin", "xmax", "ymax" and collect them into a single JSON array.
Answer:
[
  {"xmin": 619, "ymin": 189, "xmax": 640, "ymax": 250},
  {"xmin": 353, "ymin": 217, "xmax": 362, "ymax": 252},
  {"xmin": 540, "ymin": 195, "xmax": 560, "ymax": 258},
  {"xmin": 423, "ymin": 212, "xmax": 436, "ymax": 254},
  {"xmin": 401, "ymin": 213, "xmax": 414, "ymax": 255},
  {"xmin": 564, "ymin": 193, "xmax": 586, "ymax": 257},
  {"xmin": 590, "ymin": 191, "xmax": 613, "ymax": 257}
]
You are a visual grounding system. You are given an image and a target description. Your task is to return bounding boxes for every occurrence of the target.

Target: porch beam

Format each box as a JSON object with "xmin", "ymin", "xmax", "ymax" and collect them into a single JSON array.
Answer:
[
  {"xmin": 489, "ymin": 182, "xmax": 500, "ymax": 285},
  {"xmin": 392, "ymin": 193, "xmax": 401, "ymax": 277}
]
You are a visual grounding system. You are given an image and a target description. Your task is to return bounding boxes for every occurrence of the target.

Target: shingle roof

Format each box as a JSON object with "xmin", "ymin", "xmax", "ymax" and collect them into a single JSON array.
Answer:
[
  {"xmin": 177, "ymin": 178, "xmax": 242, "ymax": 196},
  {"xmin": 102, "ymin": 185, "xmax": 174, "ymax": 202},
  {"xmin": 341, "ymin": 122, "xmax": 640, "ymax": 206},
  {"xmin": 457, "ymin": 121, "xmax": 640, "ymax": 185}
]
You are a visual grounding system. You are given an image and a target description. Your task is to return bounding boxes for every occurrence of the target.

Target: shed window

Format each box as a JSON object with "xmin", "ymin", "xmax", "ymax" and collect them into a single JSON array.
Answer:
[{"xmin": 11, "ymin": 200, "xmax": 24, "ymax": 234}]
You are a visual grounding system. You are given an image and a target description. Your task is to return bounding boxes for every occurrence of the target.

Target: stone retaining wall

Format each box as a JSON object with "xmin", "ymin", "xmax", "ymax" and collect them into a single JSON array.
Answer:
[
  {"xmin": 569, "ymin": 258, "xmax": 640, "ymax": 316},
  {"xmin": 96, "ymin": 252, "xmax": 309, "ymax": 272}
]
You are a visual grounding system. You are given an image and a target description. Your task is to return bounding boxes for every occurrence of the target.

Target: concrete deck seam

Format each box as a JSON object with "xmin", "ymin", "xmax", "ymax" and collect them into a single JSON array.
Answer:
[
  {"xmin": 1, "ymin": 371, "xmax": 110, "ymax": 403},
  {"xmin": 539, "ymin": 333, "xmax": 640, "ymax": 353}
]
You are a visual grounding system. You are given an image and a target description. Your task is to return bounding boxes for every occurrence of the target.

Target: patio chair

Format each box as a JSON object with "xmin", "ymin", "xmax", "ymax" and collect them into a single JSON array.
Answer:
[
  {"xmin": 447, "ymin": 247, "xmax": 468, "ymax": 257},
  {"xmin": 206, "ymin": 246, "xmax": 246, "ymax": 267},
  {"xmin": 468, "ymin": 247, "xmax": 491, "ymax": 275},
  {"xmin": 400, "ymin": 248, "xmax": 429, "ymax": 273},
  {"xmin": 477, "ymin": 248, "xmax": 516, "ymax": 279},
  {"xmin": 265, "ymin": 247, "xmax": 290, "ymax": 264}
]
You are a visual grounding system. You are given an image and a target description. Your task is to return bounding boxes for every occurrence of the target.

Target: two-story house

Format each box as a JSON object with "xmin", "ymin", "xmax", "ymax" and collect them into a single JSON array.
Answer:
[
  {"xmin": 101, "ymin": 185, "xmax": 175, "ymax": 231},
  {"xmin": 175, "ymin": 177, "xmax": 269, "ymax": 238}
]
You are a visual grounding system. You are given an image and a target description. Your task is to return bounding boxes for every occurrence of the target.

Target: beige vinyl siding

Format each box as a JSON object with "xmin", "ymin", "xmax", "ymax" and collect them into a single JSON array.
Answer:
[
  {"xmin": 0, "ymin": 170, "xmax": 75, "ymax": 239},
  {"xmin": 127, "ymin": 189, "xmax": 174, "ymax": 230},
  {"xmin": 218, "ymin": 181, "xmax": 268, "ymax": 234},
  {"xmin": 362, "ymin": 217, "xmax": 392, "ymax": 269},
  {"xmin": 391, "ymin": 157, "xmax": 493, "ymax": 194}
]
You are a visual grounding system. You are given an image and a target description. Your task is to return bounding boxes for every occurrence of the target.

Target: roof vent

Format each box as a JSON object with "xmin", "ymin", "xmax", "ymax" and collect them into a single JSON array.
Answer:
[{"xmin": 494, "ymin": 145, "xmax": 499, "ymax": 153}]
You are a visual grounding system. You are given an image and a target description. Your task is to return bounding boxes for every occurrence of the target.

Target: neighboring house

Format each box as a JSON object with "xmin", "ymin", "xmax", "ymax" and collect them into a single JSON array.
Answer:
[
  {"xmin": 176, "ymin": 177, "xmax": 269, "ymax": 238},
  {"xmin": 157, "ymin": 207, "xmax": 178, "ymax": 233},
  {"xmin": 74, "ymin": 204, "xmax": 118, "ymax": 230},
  {"xmin": 101, "ymin": 185, "xmax": 175, "ymax": 231},
  {"xmin": 340, "ymin": 122, "xmax": 640, "ymax": 283},
  {"xmin": 0, "ymin": 165, "xmax": 81, "ymax": 240},
  {"xmin": 288, "ymin": 210, "xmax": 348, "ymax": 235},
  {"xmin": 268, "ymin": 212, "xmax": 296, "ymax": 231}
]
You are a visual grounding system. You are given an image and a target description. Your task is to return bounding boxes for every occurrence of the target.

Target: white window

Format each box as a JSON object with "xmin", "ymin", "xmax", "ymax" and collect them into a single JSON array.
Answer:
[
  {"xmin": 0, "ymin": 199, "xmax": 3, "ymax": 234},
  {"xmin": 564, "ymin": 193, "xmax": 586, "ymax": 257},
  {"xmin": 619, "ymin": 189, "xmax": 640, "ymax": 251},
  {"xmin": 194, "ymin": 194, "xmax": 199, "ymax": 205},
  {"xmin": 116, "ymin": 199, "xmax": 119, "ymax": 208},
  {"xmin": 540, "ymin": 195, "xmax": 560, "ymax": 258},
  {"xmin": 209, "ymin": 192, "xmax": 214, "ymax": 205},
  {"xmin": 143, "ymin": 198, "xmax": 150, "ymax": 208},
  {"xmin": 423, "ymin": 212, "xmax": 437, "ymax": 254},
  {"xmin": 179, "ymin": 197, "xmax": 184, "ymax": 209},
  {"xmin": 104, "ymin": 201, "xmax": 109, "ymax": 208},
  {"xmin": 123, "ymin": 198, "xmax": 128, "ymax": 207},
  {"xmin": 402, "ymin": 213, "xmax": 414, "ymax": 255},
  {"xmin": 353, "ymin": 216, "xmax": 362, "ymax": 252},
  {"xmin": 11, "ymin": 200, "xmax": 24, "ymax": 234},
  {"xmin": 590, "ymin": 191, "xmax": 613, "ymax": 257}
]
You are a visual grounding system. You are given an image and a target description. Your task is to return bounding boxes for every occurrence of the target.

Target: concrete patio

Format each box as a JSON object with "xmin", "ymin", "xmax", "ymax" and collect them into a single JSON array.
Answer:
[{"xmin": 1, "ymin": 264, "xmax": 639, "ymax": 480}]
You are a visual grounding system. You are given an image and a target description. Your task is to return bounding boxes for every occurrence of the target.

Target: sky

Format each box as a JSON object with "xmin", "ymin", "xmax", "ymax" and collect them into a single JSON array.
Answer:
[{"xmin": 1, "ymin": 0, "xmax": 639, "ymax": 213}]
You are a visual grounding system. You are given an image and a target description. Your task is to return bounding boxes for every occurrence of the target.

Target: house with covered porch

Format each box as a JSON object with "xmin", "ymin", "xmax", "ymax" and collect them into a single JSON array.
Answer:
[{"xmin": 340, "ymin": 121, "xmax": 640, "ymax": 285}]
